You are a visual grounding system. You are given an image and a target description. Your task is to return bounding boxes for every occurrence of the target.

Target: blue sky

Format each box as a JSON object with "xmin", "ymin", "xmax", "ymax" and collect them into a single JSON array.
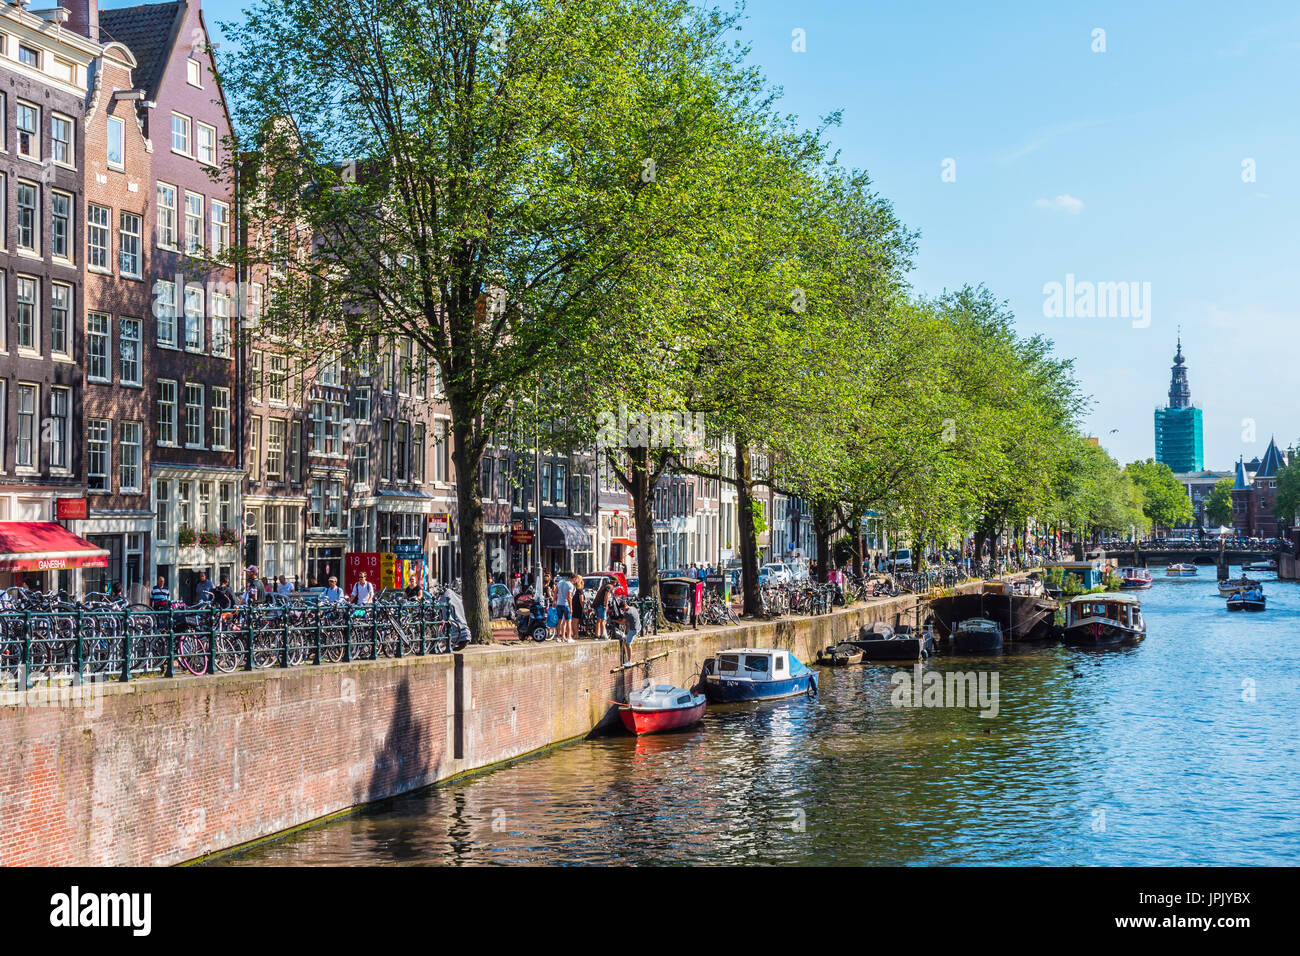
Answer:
[{"xmin": 136, "ymin": 0, "xmax": 1300, "ymax": 468}]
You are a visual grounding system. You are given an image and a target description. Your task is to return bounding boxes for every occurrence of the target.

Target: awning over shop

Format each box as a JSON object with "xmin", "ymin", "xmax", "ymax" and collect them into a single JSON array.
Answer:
[
  {"xmin": 0, "ymin": 523, "xmax": 110, "ymax": 572},
  {"xmin": 541, "ymin": 517, "xmax": 593, "ymax": 552},
  {"xmin": 610, "ymin": 537, "xmax": 638, "ymax": 548}
]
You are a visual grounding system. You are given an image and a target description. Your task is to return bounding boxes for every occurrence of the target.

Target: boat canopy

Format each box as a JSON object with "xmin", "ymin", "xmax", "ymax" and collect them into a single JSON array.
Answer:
[{"xmin": 1067, "ymin": 592, "xmax": 1140, "ymax": 604}]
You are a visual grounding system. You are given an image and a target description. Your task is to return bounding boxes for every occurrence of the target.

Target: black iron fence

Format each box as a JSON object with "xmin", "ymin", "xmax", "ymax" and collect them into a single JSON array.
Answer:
[{"xmin": 0, "ymin": 599, "xmax": 456, "ymax": 688}]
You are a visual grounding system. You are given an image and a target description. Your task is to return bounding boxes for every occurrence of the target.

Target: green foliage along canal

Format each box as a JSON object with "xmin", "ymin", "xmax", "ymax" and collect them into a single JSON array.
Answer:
[{"xmin": 220, "ymin": 569, "xmax": 1299, "ymax": 866}]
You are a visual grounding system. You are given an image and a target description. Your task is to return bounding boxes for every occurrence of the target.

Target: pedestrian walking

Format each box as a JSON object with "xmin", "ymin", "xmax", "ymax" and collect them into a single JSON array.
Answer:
[
  {"xmin": 350, "ymin": 571, "xmax": 375, "ymax": 605},
  {"xmin": 554, "ymin": 572, "xmax": 575, "ymax": 643}
]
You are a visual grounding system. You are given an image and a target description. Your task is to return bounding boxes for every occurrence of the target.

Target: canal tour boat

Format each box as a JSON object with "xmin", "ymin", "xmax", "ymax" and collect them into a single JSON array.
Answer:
[
  {"xmin": 950, "ymin": 617, "xmax": 1004, "ymax": 653},
  {"xmin": 1218, "ymin": 575, "xmax": 1261, "ymax": 597},
  {"xmin": 1165, "ymin": 563, "xmax": 1198, "ymax": 577},
  {"xmin": 1225, "ymin": 585, "xmax": 1266, "ymax": 612},
  {"xmin": 1117, "ymin": 567, "xmax": 1154, "ymax": 590},
  {"xmin": 618, "ymin": 680, "xmax": 708, "ymax": 735},
  {"xmin": 1062, "ymin": 593, "xmax": 1146, "ymax": 647},
  {"xmin": 1244, "ymin": 559, "xmax": 1278, "ymax": 573},
  {"xmin": 702, "ymin": 648, "xmax": 818, "ymax": 702}
]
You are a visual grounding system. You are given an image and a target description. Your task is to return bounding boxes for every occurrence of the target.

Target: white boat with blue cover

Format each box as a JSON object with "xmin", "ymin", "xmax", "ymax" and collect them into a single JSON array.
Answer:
[{"xmin": 702, "ymin": 648, "xmax": 818, "ymax": 702}]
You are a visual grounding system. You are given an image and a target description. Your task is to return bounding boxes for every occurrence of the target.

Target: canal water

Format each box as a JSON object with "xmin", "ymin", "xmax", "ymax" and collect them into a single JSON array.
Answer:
[{"xmin": 220, "ymin": 568, "xmax": 1300, "ymax": 866}]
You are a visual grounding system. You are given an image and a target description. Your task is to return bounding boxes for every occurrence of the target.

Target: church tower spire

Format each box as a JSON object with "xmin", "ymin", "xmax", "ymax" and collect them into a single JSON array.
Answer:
[{"xmin": 1168, "ymin": 333, "xmax": 1191, "ymax": 409}]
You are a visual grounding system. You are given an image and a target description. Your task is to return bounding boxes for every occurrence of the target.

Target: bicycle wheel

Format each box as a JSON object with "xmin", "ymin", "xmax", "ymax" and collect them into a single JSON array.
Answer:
[
  {"xmin": 176, "ymin": 634, "xmax": 208, "ymax": 675},
  {"xmin": 213, "ymin": 634, "xmax": 242, "ymax": 673}
]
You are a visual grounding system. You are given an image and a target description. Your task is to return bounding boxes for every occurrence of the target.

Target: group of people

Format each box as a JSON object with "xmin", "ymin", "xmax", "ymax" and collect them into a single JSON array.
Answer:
[
  {"xmin": 147, "ymin": 567, "xmax": 378, "ymax": 610},
  {"xmin": 512, "ymin": 569, "xmax": 640, "ymax": 647}
]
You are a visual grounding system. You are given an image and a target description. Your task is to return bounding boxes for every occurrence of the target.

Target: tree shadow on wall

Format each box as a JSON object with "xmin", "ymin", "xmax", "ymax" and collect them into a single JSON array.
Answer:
[{"xmin": 359, "ymin": 678, "xmax": 434, "ymax": 808}]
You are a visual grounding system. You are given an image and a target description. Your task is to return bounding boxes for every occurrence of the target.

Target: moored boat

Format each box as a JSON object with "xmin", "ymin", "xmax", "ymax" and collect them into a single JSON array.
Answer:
[
  {"xmin": 1165, "ymin": 563, "xmax": 1197, "ymax": 577},
  {"xmin": 1244, "ymin": 560, "xmax": 1277, "ymax": 572},
  {"xmin": 816, "ymin": 642, "xmax": 864, "ymax": 666},
  {"xmin": 951, "ymin": 617, "xmax": 1003, "ymax": 653},
  {"xmin": 702, "ymin": 648, "xmax": 818, "ymax": 702},
  {"xmin": 1117, "ymin": 567, "xmax": 1154, "ymax": 590},
  {"xmin": 1225, "ymin": 585, "xmax": 1266, "ymax": 612},
  {"xmin": 618, "ymin": 680, "xmax": 707, "ymax": 735},
  {"xmin": 850, "ymin": 621, "xmax": 928, "ymax": 661},
  {"xmin": 1062, "ymin": 593, "xmax": 1145, "ymax": 647}
]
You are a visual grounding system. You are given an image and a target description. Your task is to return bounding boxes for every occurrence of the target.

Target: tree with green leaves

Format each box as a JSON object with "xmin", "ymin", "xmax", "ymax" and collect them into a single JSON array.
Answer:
[
  {"xmin": 223, "ymin": 0, "xmax": 771, "ymax": 640},
  {"xmin": 1272, "ymin": 464, "xmax": 1300, "ymax": 528},
  {"xmin": 1204, "ymin": 478, "xmax": 1236, "ymax": 528},
  {"xmin": 1123, "ymin": 459, "xmax": 1193, "ymax": 531}
]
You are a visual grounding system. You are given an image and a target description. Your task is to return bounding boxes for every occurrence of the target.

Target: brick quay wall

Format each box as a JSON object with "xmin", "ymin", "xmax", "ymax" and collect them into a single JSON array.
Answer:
[{"xmin": 0, "ymin": 588, "xmax": 961, "ymax": 866}]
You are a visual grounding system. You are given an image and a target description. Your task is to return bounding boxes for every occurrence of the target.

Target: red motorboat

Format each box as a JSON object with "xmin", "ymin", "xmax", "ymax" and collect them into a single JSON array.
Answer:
[{"xmin": 618, "ymin": 681, "xmax": 707, "ymax": 735}]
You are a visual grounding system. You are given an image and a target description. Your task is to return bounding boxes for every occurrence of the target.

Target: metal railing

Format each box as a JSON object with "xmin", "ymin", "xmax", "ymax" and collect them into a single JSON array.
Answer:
[{"xmin": 0, "ymin": 598, "xmax": 455, "ymax": 689}]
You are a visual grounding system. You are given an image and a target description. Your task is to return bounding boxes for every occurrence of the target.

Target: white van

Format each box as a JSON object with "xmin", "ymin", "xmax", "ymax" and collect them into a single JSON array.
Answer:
[{"xmin": 889, "ymin": 549, "xmax": 913, "ymax": 571}]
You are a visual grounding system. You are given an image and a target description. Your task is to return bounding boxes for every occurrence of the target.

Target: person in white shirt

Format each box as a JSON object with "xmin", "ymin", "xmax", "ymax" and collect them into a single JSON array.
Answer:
[
  {"xmin": 276, "ymin": 574, "xmax": 294, "ymax": 596},
  {"xmin": 322, "ymin": 576, "xmax": 345, "ymax": 603},
  {"xmin": 554, "ymin": 573, "xmax": 575, "ymax": 643},
  {"xmin": 350, "ymin": 571, "xmax": 375, "ymax": 605}
]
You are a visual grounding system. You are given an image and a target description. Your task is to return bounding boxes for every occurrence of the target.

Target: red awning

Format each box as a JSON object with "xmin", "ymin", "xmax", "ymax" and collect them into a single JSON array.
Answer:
[
  {"xmin": 0, "ymin": 522, "xmax": 110, "ymax": 573},
  {"xmin": 610, "ymin": 537, "xmax": 638, "ymax": 548}
]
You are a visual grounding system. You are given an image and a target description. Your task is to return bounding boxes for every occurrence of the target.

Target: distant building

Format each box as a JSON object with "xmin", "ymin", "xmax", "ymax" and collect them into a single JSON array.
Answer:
[
  {"xmin": 1230, "ymin": 438, "xmax": 1290, "ymax": 537},
  {"xmin": 1173, "ymin": 470, "xmax": 1234, "ymax": 529},
  {"xmin": 1154, "ymin": 337, "xmax": 1204, "ymax": 473}
]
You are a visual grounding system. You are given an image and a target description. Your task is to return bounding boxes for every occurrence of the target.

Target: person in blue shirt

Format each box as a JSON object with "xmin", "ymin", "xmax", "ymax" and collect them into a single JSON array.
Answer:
[{"xmin": 322, "ymin": 576, "xmax": 345, "ymax": 603}]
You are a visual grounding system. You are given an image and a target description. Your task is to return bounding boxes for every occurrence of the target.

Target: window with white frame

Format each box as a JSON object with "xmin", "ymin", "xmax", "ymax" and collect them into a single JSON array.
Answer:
[
  {"xmin": 187, "ymin": 58, "xmax": 203, "ymax": 88},
  {"xmin": 50, "ymin": 283, "xmax": 71, "ymax": 357},
  {"xmin": 51, "ymin": 191, "xmax": 72, "ymax": 261},
  {"xmin": 352, "ymin": 442, "xmax": 370, "ymax": 487},
  {"xmin": 176, "ymin": 481, "xmax": 192, "ymax": 527},
  {"xmin": 50, "ymin": 387, "xmax": 70, "ymax": 470},
  {"xmin": 107, "ymin": 116, "xmax": 124, "ymax": 167},
  {"xmin": 413, "ymin": 425, "xmax": 426, "ymax": 482},
  {"xmin": 219, "ymin": 483, "xmax": 234, "ymax": 531},
  {"xmin": 87, "ymin": 420, "xmax": 111, "ymax": 492},
  {"xmin": 211, "ymin": 293, "xmax": 231, "ymax": 357},
  {"xmin": 210, "ymin": 199, "xmax": 228, "ymax": 253},
  {"xmin": 157, "ymin": 380, "xmax": 178, "ymax": 445},
  {"xmin": 51, "ymin": 113, "xmax": 73, "ymax": 166},
  {"xmin": 120, "ymin": 318, "xmax": 141, "ymax": 385},
  {"xmin": 249, "ymin": 350, "xmax": 263, "ymax": 401},
  {"xmin": 267, "ymin": 419, "xmax": 285, "ymax": 479},
  {"xmin": 17, "ymin": 181, "xmax": 38, "ymax": 252},
  {"xmin": 120, "ymin": 422, "xmax": 142, "ymax": 492},
  {"xmin": 16, "ymin": 276, "xmax": 38, "ymax": 351},
  {"xmin": 197, "ymin": 122, "xmax": 217, "ymax": 165},
  {"xmin": 16, "ymin": 384, "xmax": 36, "ymax": 468},
  {"xmin": 184, "ymin": 284, "xmax": 204, "ymax": 350},
  {"xmin": 184, "ymin": 192, "xmax": 203, "ymax": 253},
  {"xmin": 395, "ymin": 421, "xmax": 409, "ymax": 481},
  {"xmin": 87, "ymin": 312, "xmax": 111, "ymax": 381},
  {"xmin": 171, "ymin": 113, "xmax": 191, "ymax": 155},
  {"xmin": 155, "ymin": 280, "xmax": 177, "ymax": 346},
  {"xmin": 211, "ymin": 387, "xmax": 230, "ymax": 450},
  {"xmin": 312, "ymin": 400, "xmax": 343, "ymax": 455},
  {"xmin": 120, "ymin": 212, "xmax": 141, "ymax": 277},
  {"xmin": 352, "ymin": 385, "xmax": 370, "ymax": 420},
  {"xmin": 268, "ymin": 354, "xmax": 286, "ymax": 403},
  {"xmin": 156, "ymin": 480, "xmax": 171, "ymax": 541},
  {"xmin": 197, "ymin": 482, "xmax": 211, "ymax": 531},
  {"xmin": 16, "ymin": 102, "xmax": 38, "ymax": 159},
  {"xmin": 157, "ymin": 183, "xmax": 177, "ymax": 249},
  {"xmin": 249, "ymin": 417, "xmax": 261, "ymax": 481},
  {"xmin": 184, "ymin": 384, "xmax": 204, "ymax": 447},
  {"xmin": 88, "ymin": 203, "xmax": 110, "ymax": 269}
]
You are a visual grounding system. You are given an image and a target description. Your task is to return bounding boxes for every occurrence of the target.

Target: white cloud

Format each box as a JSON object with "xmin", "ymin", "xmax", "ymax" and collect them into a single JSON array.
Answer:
[{"xmin": 1035, "ymin": 194, "xmax": 1085, "ymax": 215}]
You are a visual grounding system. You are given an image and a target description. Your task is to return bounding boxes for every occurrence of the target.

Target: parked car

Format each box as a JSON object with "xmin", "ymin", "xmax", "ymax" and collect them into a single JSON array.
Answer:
[
  {"xmin": 888, "ymin": 549, "xmax": 913, "ymax": 571},
  {"xmin": 761, "ymin": 563, "xmax": 793, "ymax": 585},
  {"xmin": 626, "ymin": 577, "xmax": 639, "ymax": 598},
  {"xmin": 488, "ymin": 583, "xmax": 515, "ymax": 619}
]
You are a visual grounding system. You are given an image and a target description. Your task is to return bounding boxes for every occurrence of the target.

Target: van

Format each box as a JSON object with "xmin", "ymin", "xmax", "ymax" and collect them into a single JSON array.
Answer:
[{"xmin": 889, "ymin": 549, "xmax": 913, "ymax": 571}]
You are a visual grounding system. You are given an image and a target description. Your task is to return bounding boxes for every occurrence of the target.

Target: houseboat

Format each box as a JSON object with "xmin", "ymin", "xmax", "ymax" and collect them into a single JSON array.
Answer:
[
  {"xmin": 702, "ymin": 648, "xmax": 818, "ymax": 702},
  {"xmin": 950, "ymin": 617, "xmax": 1004, "ymax": 653},
  {"xmin": 1165, "ymin": 563, "xmax": 1197, "ymax": 577},
  {"xmin": 618, "ymin": 680, "xmax": 707, "ymax": 735},
  {"xmin": 1062, "ymin": 593, "xmax": 1146, "ymax": 648}
]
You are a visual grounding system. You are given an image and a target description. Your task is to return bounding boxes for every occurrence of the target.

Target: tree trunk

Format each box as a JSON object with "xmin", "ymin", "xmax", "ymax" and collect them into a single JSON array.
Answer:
[
  {"xmin": 812, "ymin": 500, "xmax": 832, "ymax": 584},
  {"xmin": 449, "ymin": 409, "xmax": 490, "ymax": 643},
  {"xmin": 626, "ymin": 445, "xmax": 660, "ymax": 616},
  {"xmin": 735, "ymin": 437, "xmax": 763, "ymax": 616}
]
